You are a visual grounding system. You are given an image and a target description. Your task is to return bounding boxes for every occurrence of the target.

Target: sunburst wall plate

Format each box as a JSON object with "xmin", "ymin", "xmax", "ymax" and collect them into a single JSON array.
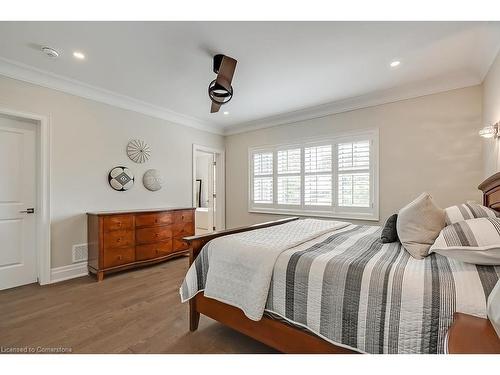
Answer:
[{"xmin": 127, "ymin": 139, "xmax": 151, "ymax": 164}]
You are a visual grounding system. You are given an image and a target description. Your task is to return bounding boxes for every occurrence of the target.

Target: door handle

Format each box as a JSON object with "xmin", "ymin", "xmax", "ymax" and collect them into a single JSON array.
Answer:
[{"xmin": 19, "ymin": 208, "xmax": 35, "ymax": 214}]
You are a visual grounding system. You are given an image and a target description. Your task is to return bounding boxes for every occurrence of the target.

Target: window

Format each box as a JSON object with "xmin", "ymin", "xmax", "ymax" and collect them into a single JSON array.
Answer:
[{"xmin": 248, "ymin": 130, "xmax": 378, "ymax": 220}]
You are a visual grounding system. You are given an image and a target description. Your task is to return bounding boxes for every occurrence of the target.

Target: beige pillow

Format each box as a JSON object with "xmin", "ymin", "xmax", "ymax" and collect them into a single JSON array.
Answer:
[{"xmin": 397, "ymin": 193, "xmax": 445, "ymax": 259}]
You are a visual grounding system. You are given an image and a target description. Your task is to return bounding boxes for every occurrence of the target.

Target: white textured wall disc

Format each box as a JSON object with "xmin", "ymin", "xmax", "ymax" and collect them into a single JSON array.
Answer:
[{"xmin": 143, "ymin": 169, "xmax": 163, "ymax": 191}]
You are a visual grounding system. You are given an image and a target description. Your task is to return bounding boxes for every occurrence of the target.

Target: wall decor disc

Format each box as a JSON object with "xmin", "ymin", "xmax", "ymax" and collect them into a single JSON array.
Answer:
[
  {"xmin": 108, "ymin": 166, "xmax": 134, "ymax": 191},
  {"xmin": 143, "ymin": 169, "xmax": 163, "ymax": 191},
  {"xmin": 127, "ymin": 139, "xmax": 151, "ymax": 164}
]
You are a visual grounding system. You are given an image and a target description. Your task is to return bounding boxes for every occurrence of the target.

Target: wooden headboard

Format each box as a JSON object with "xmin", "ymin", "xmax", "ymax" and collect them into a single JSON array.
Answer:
[{"xmin": 478, "ymin": 172, "xmax": 500, "ymax": 211}]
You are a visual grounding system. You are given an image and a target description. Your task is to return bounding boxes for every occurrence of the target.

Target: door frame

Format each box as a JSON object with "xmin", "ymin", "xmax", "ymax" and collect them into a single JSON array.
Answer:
[
  {"xmin": 0, "ymin": 107, "xmax": 51, "ymax": 285},
  {"xmin": 192, "ymin": 144, "xmax": 225, "ymax": 230}
]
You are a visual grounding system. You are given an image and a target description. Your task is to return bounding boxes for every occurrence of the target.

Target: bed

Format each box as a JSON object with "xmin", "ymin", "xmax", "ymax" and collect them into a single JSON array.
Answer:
[{"xmin": 180, "ymin": 175, "xmax": 500, "ymax": 354}]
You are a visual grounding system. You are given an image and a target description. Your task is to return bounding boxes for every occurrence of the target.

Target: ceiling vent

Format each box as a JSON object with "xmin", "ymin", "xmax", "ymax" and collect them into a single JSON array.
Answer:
[{"xmin": 41, "ymin": 46, "xmax": 60, "ymax": 58}]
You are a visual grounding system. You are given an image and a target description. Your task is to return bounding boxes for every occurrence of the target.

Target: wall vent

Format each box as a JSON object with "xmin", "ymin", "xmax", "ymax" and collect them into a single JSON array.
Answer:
[{"xmin": 72, "ymin": 243, "xmax": 88, "ymax": 263}]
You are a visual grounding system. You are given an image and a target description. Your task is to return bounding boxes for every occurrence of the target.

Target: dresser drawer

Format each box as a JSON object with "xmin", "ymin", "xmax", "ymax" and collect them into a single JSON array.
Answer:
[
  {"xmin": 103, "ymin": 229, "xmax": 134, "ymax": 249},
  {"xmin": 174, "ymin": 210, "xmax": 194, "ymax": 224},
  {"xmin": 173, "ymin": 237, "xmax": 189, "ymax": 252},
  {"xmin": 136, "ymin": 240, "xmax": 173, "ymax": 261},
  {"xmin": 173, "ymin": 221, "xmax": 195, "ymax": 237},
  {"xmin": 103, "ymin": 246, "xmax": 135, "ymax": 268},
  {"xmin": 103, "ymin": 214, "xmax": 134, "ymax": 232},
  {"xmin": 136, "ymin": 226, "xmax": 172, "ymax": 244},
  {"xmin": 135, "ymin": 212, "xmax": 173, "ymax": 228}
]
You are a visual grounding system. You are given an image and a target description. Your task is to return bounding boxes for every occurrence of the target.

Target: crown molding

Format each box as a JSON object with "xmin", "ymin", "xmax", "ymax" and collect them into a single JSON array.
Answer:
[
  {"xmin": 223, "ymin": 75, "xmax": 482, "ymax": 136},
  {"xmin": 0, "ymin": 57, "xmax": 223, "ymax": 135}
]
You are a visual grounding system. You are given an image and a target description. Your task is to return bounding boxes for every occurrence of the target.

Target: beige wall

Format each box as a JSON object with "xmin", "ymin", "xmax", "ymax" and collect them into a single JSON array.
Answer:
[
  {"xmin": 0, "ymin": 75, "xmax": 487, "ymax": 269},
  {"xmin": 0, "ymin": 76, "xmax": 224, "ymax": 268},
  {"xmin": 225, "ymin": 86, "xmax": 483, "ymax": 228},
  {"xmin": 482, "ymin": 51, "xmax": 500, "ymax": 177}
]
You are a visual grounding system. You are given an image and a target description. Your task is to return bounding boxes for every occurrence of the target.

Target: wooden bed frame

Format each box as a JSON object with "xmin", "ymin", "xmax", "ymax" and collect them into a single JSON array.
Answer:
[
  {"xmin": 183, "ymin": 217, "xmax": 356, "ymax": 354},
  {"xmin": 478, "ymin": 171, "xmax": 500, "ymax": 211},
  {"xmin": 183, "ymin": 173, "xmax": 500, "ymax": 354}
]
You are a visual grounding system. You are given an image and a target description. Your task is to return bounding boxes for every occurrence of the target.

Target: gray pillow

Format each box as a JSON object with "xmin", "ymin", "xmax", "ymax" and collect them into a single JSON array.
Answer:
[
  {"xmin": 381, "ymin": 214, "xmax": 399, "ymax": 243},
  {"xmin": 429, "ymin": 218, "xmax": 500, "ymax": 265},
  {"xmin": 444, "ymin": 202, "xmax": 500, "ymax": 225},
  {"xmin": 397, "ymin": 192, "xmax": 445, "ymax": 259}
]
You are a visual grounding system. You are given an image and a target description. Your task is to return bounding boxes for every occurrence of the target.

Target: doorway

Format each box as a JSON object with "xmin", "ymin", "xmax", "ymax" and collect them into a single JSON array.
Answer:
[
  {"xmin": 192, "ymin": 144, "xmax": 225, "ymax": 234},
  {"xmin": 0, "ymin": 109, "xmax": 50, "ymax": 290}
]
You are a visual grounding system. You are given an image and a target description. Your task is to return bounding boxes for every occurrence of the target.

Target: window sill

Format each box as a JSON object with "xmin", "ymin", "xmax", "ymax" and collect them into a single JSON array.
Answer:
[{"xmin": 248, "ymin": 207, "xmax": 379, "ymax": 222}]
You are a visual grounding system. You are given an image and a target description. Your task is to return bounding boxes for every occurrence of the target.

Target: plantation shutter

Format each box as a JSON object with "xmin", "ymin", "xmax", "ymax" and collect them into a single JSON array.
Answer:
[
  {"xmin": 277, "ymin": 148, "xmax": 301, "ymax": 205},
  {"xmin": 304, "ymin": 145, "xmax": 332, "ymax": 206},
  {"xmin": 253, "ymin": 152, "xmax": 273, "ymax": 204},
  {"xmin": 337, "ymin": 140, "xmax": 370, "ymax": 207}
]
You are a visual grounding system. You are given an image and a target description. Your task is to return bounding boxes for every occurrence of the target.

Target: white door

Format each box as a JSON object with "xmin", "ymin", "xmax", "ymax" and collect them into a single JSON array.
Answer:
[{"xmin": 0, "ymin": 115, "xmax": 37, "ymax": 290}]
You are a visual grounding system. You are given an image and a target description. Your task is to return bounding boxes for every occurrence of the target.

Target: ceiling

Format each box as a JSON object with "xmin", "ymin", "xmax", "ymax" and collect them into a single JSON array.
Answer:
[{"xmin": 0, "ymin": 21, "xmax": 499, "ymax": 134}]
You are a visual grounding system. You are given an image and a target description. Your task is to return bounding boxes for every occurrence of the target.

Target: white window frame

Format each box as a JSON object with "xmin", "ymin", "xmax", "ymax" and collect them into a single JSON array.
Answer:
[{"xmin": 248, "ymin": 129, "xmax": 379, "ymax": 221}]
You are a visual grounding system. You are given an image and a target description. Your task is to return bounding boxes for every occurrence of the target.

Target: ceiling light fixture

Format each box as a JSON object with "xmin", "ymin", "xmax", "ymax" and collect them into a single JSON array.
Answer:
[
  {"xmin": 41, "ymin": 46, "xmax": 59, "ymax": 58},
  {"xmin": 223, "ymin": 111, "xmax": 229, "ymax": 115},
  {"xmin": 479, "ymin": 123, "xmax": 499, "ymax": 138},
  {"xmin": 73, "ymin": 51, "xmax": 85, "ymax": 60},
  {"xmin": 390, "ymin": 60, "xmax": 401, "ymax": 68}
]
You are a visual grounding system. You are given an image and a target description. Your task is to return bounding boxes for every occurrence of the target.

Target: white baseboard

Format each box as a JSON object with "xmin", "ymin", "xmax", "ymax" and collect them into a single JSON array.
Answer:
[{"xmin": 50, "ymin": 262, "xmax": 89, "ymax": 284}]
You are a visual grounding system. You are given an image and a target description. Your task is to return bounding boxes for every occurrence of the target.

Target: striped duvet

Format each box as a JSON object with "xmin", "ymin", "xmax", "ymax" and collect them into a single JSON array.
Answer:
[{"xmin": 180, "ymin": 223, "xmax": 500, "ymax": 354}]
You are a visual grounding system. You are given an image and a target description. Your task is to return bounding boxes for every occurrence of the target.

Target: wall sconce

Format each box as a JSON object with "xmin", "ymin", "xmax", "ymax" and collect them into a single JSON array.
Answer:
[{"xmin": 479, "ymin": 123, "xmax": 499, "ymax": 138}]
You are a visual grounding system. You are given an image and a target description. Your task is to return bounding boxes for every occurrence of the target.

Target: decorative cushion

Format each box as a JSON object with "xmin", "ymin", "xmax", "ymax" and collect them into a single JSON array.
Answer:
[
  {"xmin": 444, "ymin": 202, "xmax": 499, "ymax": 225},
  {"xmin": 429, "ymin": 217, "xmax": 500, "ymax": 265},
  {"xmin": 381, "ymin": 214, "xmax": 399, "ymax": 243},
  {"xmin": 397, "ymin": 193, "xmax": 445, "ymax": 259}
]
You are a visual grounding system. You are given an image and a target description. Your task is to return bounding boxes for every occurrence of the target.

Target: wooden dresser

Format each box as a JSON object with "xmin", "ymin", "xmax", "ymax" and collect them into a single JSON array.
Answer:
[{"xmin": 87, "ymin": 207, "xmax": 195, "ymax": 281}]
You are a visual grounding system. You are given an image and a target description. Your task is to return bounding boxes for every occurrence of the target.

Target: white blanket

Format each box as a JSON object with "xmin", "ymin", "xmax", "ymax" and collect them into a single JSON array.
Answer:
[{"xmin": 200, "ymin": 219, "xmax": 349, "ymax": 321}]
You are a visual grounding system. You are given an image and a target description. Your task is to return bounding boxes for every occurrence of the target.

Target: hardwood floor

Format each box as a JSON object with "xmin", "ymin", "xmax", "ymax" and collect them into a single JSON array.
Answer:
[{"xmin": 0, "ymin": 257, "xmax": 277, "ymax": 354}]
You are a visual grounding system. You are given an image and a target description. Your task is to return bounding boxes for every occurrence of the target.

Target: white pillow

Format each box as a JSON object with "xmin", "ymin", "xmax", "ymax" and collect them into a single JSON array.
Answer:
[
  {"xmin": 397, "ymin": 193, "xmax": 445, "ymax": 259},
  {"xmin": 444, "ymin": 202, "xmax": 499, "ymax": 225},
  {"xmin": 429, "ymin": 217, "xmax": 500, "ymax": 265}
]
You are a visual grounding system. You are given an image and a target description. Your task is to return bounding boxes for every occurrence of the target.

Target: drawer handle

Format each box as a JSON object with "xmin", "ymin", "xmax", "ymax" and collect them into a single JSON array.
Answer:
[
  {"xmin": 117, "ymin": 238, "xmax": 121, "ymax": 242},
  {"xmin": 117, "ymin": 222, "xmax": 121, "ymax": 226},
  {"xmin": 155, "ymin": 233, "xmax": 160, "ymax": 237},
  {"xmin": 118, "ymin": 255, "xmax": 122, "ymax": 260}
]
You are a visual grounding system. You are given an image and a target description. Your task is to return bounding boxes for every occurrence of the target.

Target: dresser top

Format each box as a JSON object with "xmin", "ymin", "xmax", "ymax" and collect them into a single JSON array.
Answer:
[{"xmin": 87, "ymin": 207, "xmax": 195, "ymax": 216}]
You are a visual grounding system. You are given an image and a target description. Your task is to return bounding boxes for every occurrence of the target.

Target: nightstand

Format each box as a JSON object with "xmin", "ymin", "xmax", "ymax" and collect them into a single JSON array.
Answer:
[{"xmin": 447, "ymin": 313, "xmax": 500, "ymax": 354}]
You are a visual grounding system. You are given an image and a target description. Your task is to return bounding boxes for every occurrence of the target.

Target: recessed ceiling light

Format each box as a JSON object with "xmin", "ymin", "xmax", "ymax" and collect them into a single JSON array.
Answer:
[
  {"xmin": 223, "ymin": 111, "xmax": 229, "ymax": 115},
  {"xmin": 73, "ymin": 51, "xmax": 85, "ymax": 60},
  {"xmin": 390, "ymin": 60, "xmax": 401, "ymax": 68}
]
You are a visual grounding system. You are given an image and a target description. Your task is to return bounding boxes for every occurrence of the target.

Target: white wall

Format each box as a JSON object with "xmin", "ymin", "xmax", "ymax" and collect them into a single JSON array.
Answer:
[
  {"xmin": 0, "ymin": 76, "xmax": 224, "ymax": 268},
  {"xmin": 225, "ymin": 86, "xmax": 483, "ymax": 228},
  {"xmin": 482, "ymin": 50, "xmax": 500, "ymax": 177}
]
